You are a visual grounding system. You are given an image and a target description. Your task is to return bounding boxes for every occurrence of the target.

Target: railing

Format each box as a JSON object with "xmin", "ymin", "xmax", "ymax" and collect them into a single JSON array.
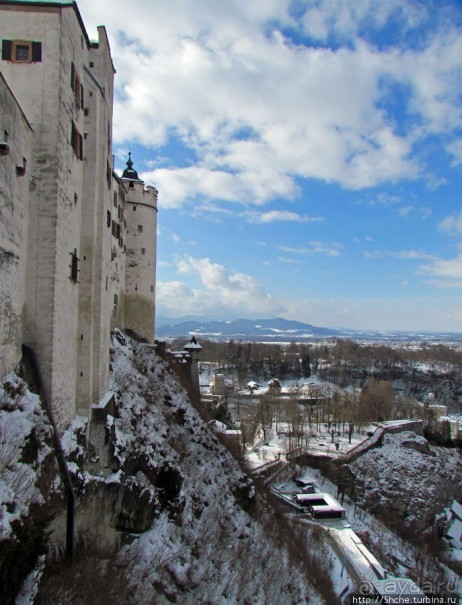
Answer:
[{"xmin": 22, "ymin": 344, "xmax": 75, "ymax": 558}]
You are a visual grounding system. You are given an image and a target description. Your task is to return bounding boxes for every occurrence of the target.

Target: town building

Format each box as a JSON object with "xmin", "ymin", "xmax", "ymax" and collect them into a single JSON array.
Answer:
[{"xmin": 0, "ymin": 0, "xmax": 157, "ymax": 431}]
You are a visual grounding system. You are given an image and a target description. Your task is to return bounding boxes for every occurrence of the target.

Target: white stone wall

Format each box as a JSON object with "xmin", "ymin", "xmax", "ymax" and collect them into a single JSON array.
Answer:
[
  {"xmin": 76, "ymin": 27, "xmax": 116, "ymax": 417},
  {"xmin": 124, "ymin": 182, "xmax": 158, "ymax": 343},
  {"xmin": 0, "ymin": 3, "xmax": 158, "ymax": 430},
  {"xmin": 109, "ymin": 176, "xmax": 127, "ymax": 333},
  {"xmin": 0, "ymin": 4, "xmax": 112, "ymax": 429},
  {"xmin": 0, "ymin": 74, "xmax": 33, "ymax": 379}
]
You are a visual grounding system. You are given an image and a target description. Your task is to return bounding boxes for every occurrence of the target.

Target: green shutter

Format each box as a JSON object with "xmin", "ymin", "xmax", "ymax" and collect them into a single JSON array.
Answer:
[
  {"xmin": 2, "ymin": 40, "xmax": 12, "ymax": 61},
  {"xmin": 31, "ymin": 42, "xmax": 42, "ymax": 62}
]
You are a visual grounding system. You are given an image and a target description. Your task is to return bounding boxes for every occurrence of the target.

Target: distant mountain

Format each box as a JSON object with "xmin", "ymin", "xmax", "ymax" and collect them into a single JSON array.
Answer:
[
  {"xmin": 156, "ymin": 315, "xmax": 216, "ymax": 327},
  {"xmin": 155, "ymin": 317, "xmax": 349, "ymax": 341},
  {"xmin": 155, "ymin": 316, "xmax": 462, "ymax": 344}
]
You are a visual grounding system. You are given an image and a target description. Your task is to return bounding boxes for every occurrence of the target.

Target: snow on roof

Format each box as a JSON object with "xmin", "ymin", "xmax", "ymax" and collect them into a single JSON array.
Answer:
[
  {"xmin": 451, "ymin": 500, "xmax": 462, "ymax": 521},
  {"xmin": 447, "ymin": 519, "xmax": 462, "ymax": 544},
  {"xmin": 295, "ymin": 477, "xmax": 316, "ymax": 486},
  {"xmin": 208, "ymin": 419, "xmax": 227, "ymax": 432},
  {"xmin": 295, "ymin": 492, "xmax": 345, "ymax": 511},
  {"xmin": 92, "ymin": 390, "xmax": 114, "ymax": 409},
  {"xmin": 336, "ymin": 528, "xmax": 387, "ymax": 582}
]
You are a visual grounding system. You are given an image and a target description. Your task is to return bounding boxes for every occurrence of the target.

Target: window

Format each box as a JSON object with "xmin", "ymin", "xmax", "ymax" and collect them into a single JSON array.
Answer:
[
  {"xmin": 113, "ymin": 192, "xmax": 118, "ymax": 208},
  {"xmin": 1, "ymin": 130, "xmax": 8, "ymax": 156},
  {"xmin": 70, "ymin": 62, "xmax": 84, "ymax": 109},
  {"xmin": 137, "ymin": 225, "xmax": 143, "ymax": 233},
  {"xmin": 2, "ymin": 40, "xmax": 42, "ymax": 63},
  {"xmin": 141, "ymin": 248, "xmax": 145, "ymax": 255},
  {"xmin": 106, "ymin": 160, "xmax": 111, "ymax": 188},
  {"xmin": 16, "ymin": 157, "xmax": 26, "ymax": 176},
  {"xmin": 107, "ymin": 210, "xmax": 111, "ymax": 228},
  {"xmin": 69, "ymin": 249, "xmax": 80, "ymax": 283},
  {"xmin": 15, "ymin": 44, "xmax": 30, "ymax": 61},
  {"xmin": 111, "ymin": 220, "xmax": 116, "ymax": 237},
  {"xmin": 71, "ymin": 122, "xmax": 83, "ymax": 159}
]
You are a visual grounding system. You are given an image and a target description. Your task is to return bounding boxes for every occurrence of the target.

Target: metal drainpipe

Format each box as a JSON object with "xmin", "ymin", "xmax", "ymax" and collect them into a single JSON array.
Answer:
[{"xmin": 22, "ymin": 345, "xmax": 75, "ymax": 558}]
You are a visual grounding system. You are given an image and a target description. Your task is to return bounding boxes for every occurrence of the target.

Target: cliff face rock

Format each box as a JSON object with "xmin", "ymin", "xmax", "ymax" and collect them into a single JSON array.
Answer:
[
  {"xmin": 92, "ymin": 330, "xmax": 323, "ymax": 604},
  {"xmin": 347, "ymin": 431, "xmax": 462, "ymax": 538},
  {"xmin": 0, "ymin": 373, "xmax": 62, "ymax": 603},
  {"xmin": 1, "ymin": 332, "xmax": 327, "ymax": 604}
]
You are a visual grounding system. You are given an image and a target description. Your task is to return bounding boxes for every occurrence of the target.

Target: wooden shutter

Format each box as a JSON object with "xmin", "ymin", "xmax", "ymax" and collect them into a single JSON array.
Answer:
[
  {"xmin": 2, "ymin": 40, "xmax": 12, "ymax": 61},
  {"xmin": 31, "ymin": 42, "xmax": 42, "ymax": 62}
]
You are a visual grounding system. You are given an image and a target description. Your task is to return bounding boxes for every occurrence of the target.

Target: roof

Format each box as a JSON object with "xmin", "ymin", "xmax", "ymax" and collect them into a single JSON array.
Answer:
[
  {"xmin": 295, "ymin": 492, "xmax": 345, "ymax": 511},
  {"xmin": 0, "ymin": 0, "xmax": 74, "ymax": 7},
  {"xmin": 447, "ymin": 519, "xmax": 462, "ymax": 544},
  {"xmin": 121, "ymin": 152, "xmax": 142, "ymax": 182},
  {"xmin": 451, "ymin": 500, "xmax": 462, "ymax": 520}
]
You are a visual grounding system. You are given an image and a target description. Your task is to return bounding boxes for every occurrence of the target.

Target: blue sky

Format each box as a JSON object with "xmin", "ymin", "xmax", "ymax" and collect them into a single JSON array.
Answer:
[{"xmin": 78, "ymin": 0, "xmax": 462, "ymax": 331}]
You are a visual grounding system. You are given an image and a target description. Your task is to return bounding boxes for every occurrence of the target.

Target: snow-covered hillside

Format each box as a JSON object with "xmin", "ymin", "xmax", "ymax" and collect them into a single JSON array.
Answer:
[
  {"xmin": 348, "ymin": 431, "xmax": 462, "ymax": 537},
  {"xmin": 1, "ymin": 331, "xmax": 332, "ymax": 604}
]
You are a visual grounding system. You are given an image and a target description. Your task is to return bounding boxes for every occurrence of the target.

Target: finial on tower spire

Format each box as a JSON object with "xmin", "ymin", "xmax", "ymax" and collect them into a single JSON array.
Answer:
[{"xmin": 121, "ymin": 151, "xmax": 141, "ymax": 181}]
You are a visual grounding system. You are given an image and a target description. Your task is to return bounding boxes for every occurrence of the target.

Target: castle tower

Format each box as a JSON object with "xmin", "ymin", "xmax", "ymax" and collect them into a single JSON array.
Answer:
[
  {"xmin": 122, "ymin": 154, "xmax": 157, "ymax": 343},
  {"xmin": 184, "ymin": 337, "xmax": 202, "ymax": 392}
]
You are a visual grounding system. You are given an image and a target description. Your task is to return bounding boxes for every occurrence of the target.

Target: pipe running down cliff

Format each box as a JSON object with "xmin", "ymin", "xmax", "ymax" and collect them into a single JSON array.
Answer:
[{"xmin": 21, "ymin": 344, "xmax": 75, "ymax": 559}]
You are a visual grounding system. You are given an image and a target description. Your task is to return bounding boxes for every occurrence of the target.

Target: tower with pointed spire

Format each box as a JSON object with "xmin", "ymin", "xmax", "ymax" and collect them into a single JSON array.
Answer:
[{"xmin": 122, "ymin": 154, "xmax": 158, "ymax": 343}]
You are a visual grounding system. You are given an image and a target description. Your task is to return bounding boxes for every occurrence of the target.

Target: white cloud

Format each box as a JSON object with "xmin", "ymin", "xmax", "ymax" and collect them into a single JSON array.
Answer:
[
  {"xmin": 440, "ymin": 209, "xmax": 462, "ymax": 235},
  {"xmin": 242, "ymin": 210, "xmax": 323, "ymax": 224},
  {"xmin": 418, "ymin": 254, "xmax": 462, "ymax": 286},
  {"xmin": 140, "ymin": 166, "xmax": 296, "ymax": 209},
  {"xmin": 78, "ymin": 0, "xmax": 462, "ymax": 208},
  {"xmin": 277, "ymin": 242, "xmax": 342, "ymax": 257},
  {"xmin": 300, "ymin": 0, "xmax": 427, "ymax": 42},
  {"xmin": 447, "ymin": 140, "xmax": 462, "ymax": 166},
  {"xmin": 399, "ymin": 205, "xmax": 415, "ymax": 217},
  {"xmin": 163, "ymin": 255, "xmax": 285, "ymax": 316},
  {"xmin": 364, "ymin": 250, "xmax": 436, "ymax": 260}
]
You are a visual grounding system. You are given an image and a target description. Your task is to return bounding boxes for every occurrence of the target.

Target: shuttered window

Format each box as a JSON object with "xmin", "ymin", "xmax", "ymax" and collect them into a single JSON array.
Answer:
[
  {"xmin": 2, "ymin": 40, "xmax": 42, "ymax": 62},
  {"xmin": 71, "ymin": 121, "xmax": 83, "ymax": 160}
]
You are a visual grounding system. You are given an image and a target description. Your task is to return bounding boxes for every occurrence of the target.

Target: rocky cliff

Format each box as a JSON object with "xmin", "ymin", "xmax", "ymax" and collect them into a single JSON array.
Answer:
[{"xmin": 1, "ymin": 331, "xmax": 330, "ymax": 604}]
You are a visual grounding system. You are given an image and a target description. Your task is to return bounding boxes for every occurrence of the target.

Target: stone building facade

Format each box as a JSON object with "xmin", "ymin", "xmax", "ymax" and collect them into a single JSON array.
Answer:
[
  {"xmin": 0, "ymin": 0, "xmax": 157, "ymax": 430},
  {"xmin": 0, "ymin": 72, "xmax": 33, "ymax": 381}
]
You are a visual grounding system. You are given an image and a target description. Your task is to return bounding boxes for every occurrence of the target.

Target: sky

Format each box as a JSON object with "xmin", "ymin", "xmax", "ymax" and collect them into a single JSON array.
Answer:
[{"xmin": 77, "ymin": 0, "xmax": 462, "ymax": 332}]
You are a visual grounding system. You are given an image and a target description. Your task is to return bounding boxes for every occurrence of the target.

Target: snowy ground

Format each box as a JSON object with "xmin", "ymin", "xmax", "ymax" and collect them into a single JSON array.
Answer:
[
  {"xmin": 244, "ymin": 422, "xmax": 375, "ymax": 469},
  {"xmin": 273, "ymin": 469, "xmax": 462, "ymax": 600},
  {"xmin": 0, "ymin": 374, "xmax": 57, "ymax": 540}
]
